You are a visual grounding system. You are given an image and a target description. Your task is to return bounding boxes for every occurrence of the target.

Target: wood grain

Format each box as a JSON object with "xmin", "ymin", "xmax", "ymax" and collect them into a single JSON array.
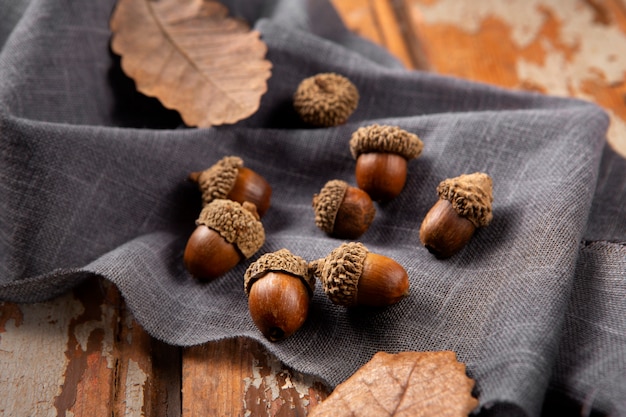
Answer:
[
  {"xmin": 2, "ymin": 2, "xmax": 625, "ymax": 417},
  {"xmin": 405, "ymin": 0, "xmax": 626, "ymax": 155},
  {"xmin": 0, "ymin": 278, "xmax": 181, "ymax": 417},
  {"xmin": 330, "ymin": 0, "xmax": 427, "ymax": 69},
  {"xmin": 334, "ymin": 0, "xmax": 626, "ymax": 155},
  {"xmin": 182, "ymin": 338, "xmax": 328, "ymax": 416}
]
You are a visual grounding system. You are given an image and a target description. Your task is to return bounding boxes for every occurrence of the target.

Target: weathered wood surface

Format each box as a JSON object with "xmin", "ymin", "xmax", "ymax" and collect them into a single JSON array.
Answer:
[
  {"xmin": 2, "ymin": 1, "xmax": 626, "ymax": 416},
  {"xmin": 337, "ymin": 0, "xmax": 626, "ymax": 156},
  {"xmin": 330, "ymin": 0, "xmax": 430, "ymax": 69},
  {"xmin": 0, "ymin": 280, "xmax": 328, "ymax": 417},
  {"xmin": 182, "ymin": 338, "xmax": 328, "ymax": 417},
  {"xmin": 0, "ymin": 278, "xmax": 181, "ymax": 417}
]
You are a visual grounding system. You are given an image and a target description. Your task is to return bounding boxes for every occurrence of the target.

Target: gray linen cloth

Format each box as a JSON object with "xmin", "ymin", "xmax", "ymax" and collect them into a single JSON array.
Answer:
[{"xmin": 1, "ymin": 0, "xmax": 625, "ymax": 416}]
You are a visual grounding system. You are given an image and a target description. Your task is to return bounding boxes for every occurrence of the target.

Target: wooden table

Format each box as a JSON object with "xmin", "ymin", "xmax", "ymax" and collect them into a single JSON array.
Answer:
[{"xmin": 2, "ymin": 1, "xmax": 625, "ymax": 415}]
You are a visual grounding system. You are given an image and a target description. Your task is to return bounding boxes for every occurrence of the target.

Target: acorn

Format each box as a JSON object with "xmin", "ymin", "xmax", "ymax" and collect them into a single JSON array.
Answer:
[
  {"xmin": 188, "ymin": 155, "xmax": 272, "ymax": 217},
  {"xmin": 184, "ymin": 199, "xmax": 265, "ymax": 281},
  {"xmin": 349, "ymin": 124, "xmax": 424, "ymax": 202},
  {"xmin": 312, "ymin": 179, "xmax": 376, "ymax": 239},
  {"xmin": 244, "ymin": 249, "xmax": 316, "ymax": 342},
  {"xmin": 293, "ymin": 73, "xmax": 359, "ymax": 127},
  {"xmin": 310, "ymin": 242, "xmax": 409, "ymax": 307},
  {"xmin": 419, "ymin": 172, "xmax": 493, "ymax": 258}
]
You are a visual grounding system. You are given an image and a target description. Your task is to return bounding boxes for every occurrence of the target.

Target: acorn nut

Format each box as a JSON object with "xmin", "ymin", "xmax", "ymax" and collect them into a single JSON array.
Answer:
[
  {"xmin": 293, "ymin": 73, "xmax": 359, "ymax": 127},
  {"xmin": 188, "ymin": 155, "xmax": 272, "ymax": 217},
  {"xmin": 312, "ymin": 179, "xmax": 376, "ymax": 239},
  {"xmin": 184, "ymin": 199, "xmax": 265, "ymax": 281},
  {"xmin": 349, "ymin": 124, "xmax": 424, "ymax": 202},
  {"xmin": 419, "ymin": 172, "xmax": 493, "ymax": 258},
  {"xmin": 310, "ymin": 242, "xmax": 409, "ymax": 307},
  {"xmin": 244, "ymin": 249, "xmax": 316, "ymax": 342}
]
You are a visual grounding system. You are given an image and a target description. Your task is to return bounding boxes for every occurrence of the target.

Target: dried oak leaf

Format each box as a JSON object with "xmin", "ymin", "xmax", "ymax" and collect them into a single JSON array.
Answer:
[
  {"xmin": 110, "ymin": 0, "xmax": 272, "ymax": 127},
  {"xmin": 309, "ymin": 351, "xmax": 478, "ymax": 417}
]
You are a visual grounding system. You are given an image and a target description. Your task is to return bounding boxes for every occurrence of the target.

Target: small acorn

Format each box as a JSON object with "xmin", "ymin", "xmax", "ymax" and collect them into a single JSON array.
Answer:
[
  {"xmin": 293, "ymin": 73, "xmax": 359, "ymax": 127},
  {"xmin": 244, "ymin": 249, "xmax": 316, "ymax": 342},
  {"xmin": 310, "ymin": 242, "xmax": 409, "ymax": 307},
  {"xmin": 312, "ymin": 179, "xmax": 376, "ymax": 239},
  {"xmin": 349, "ymin": 124, "xmax": 424, "ymax": 202},
  {"xmin": 419, "ymin": 172, "xmax": 493, "ymax": 258},
  {"xmin": 184, "ymin": 199, "xmax": 265, "ymax": 281},
  {"xmin": 188, "ymin": 155, "xmax": 272, "ymax": 217}
]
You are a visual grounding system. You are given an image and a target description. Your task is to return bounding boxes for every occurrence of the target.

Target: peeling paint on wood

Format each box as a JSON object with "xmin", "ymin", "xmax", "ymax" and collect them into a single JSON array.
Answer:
[
  {"xmin": 0, "ymin": 294, "xmax": 82, "ymax": 417},
  {"xmin": 182, "ymin": 337, "xmax": 329, "ymax": 417},
  {"xmin": 125, "ymin": 359, "xmax": 148, "ymax": 416},
  {"xmin": 2, "ymin": 3, "xmax": 626, "ymax": 416},
  {"xmin": 54, "ymin": 279, "xmax": 118, "ymax": 417},
  {"xmin": 409, "ymin": 0, "xmax": 626, "ymax": 156},
  {"xmin": 0, "ymin": 278, "xmax": 181, "ymax": 417},
  {"xmin": 241, "ymin": 347, "xmax": 327, "ymax": 415},
  {"xmin": 112, "ymin": 293, "xmax": 182, "ymax": 417}
]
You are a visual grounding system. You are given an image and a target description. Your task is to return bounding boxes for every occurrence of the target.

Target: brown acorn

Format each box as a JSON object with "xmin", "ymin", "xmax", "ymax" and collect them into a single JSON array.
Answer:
[
  {"xmin": 349, "ymin": 124, "xmax": 424, "ymax": 202},
  {"xmin": 420, "ymin": 172, "xmax": 493, "ymax": 258},
  {"xmin": 293, "ymin": 73, "xmax": 359, "ymax": 127},
  {"xmin": 244, "ymin": 249, "xmax": 316, "ymax": 342},
  {"xmin": 312, "ymin": 179, "xmax": 376, "ymax": 239},
  {"xmin": 188, "ymin": 155, "xmax": 272, "ymax": 217},
  {"xmin": 310, "ymin": 242, "xmax": 409, "ymax": 307},
  {"xmin": 184, "ymin": 199, "xmax": 265, "ymax": 281}
]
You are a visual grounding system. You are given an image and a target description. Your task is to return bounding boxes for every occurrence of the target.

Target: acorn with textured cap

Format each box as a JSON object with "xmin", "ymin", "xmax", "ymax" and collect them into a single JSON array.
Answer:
[
  {"xmin": 310, "ymin": 242, "xmax": 409, "ymax": 307},
  {"xmin": 244, "ymin": 249, "xmax": 316, "ymax": 342},
  {"xmin": 188, "ymin": 155, "xmax": 272, "ymax": 217},
  {"xmin": 293, "ymin": 73, "xmax": 359, "ymax": 127},
  {"xmin": 349, "ymin": 124, "xmax": 424, "ymax": 202},
  {"xmin": 420, "ymin": 172, "xmax": 493, "ymax": 258},
  {"xmin": 184, "ymin": 199, "xmax": 265, "ymax": 281},
  {"xmin": 312, "ymin": 179, "xmax": 376, "ymax": 239}
]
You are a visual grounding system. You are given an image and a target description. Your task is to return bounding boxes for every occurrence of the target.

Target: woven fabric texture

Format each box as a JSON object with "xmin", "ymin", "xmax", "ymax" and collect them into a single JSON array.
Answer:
[{"xmin": 1, "ymin": 1, "xmax": 625, "ymax": 416}]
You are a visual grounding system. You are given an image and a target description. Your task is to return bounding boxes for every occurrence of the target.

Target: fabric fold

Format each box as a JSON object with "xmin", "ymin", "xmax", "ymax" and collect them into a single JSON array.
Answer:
[{"xmin": 1, "ymin": 0, "xmax": 624, "ymax": 416}]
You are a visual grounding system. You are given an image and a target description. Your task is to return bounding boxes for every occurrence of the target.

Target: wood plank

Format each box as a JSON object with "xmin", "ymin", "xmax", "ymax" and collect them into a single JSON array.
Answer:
[
  {"xmin": 111, "ymin": 290, "xmax": 182, "ymax": 417},
  {"xmin": 182, "ymin": 338, "xmax": 329, "ymax": 417},
  {"xmin": 405, "ymin": 0, "xmax": 626, "ymax": 155},
  {"xmin": 5, "ymin": 2, "xmax": 624, "ymax": 417},
  {"xmin": 1, "ymin": 294, "xmax": 83, "ymax": 416},
  {"xmin": 330, "ymin": 0, "xmax": 426, "ymax": 68},
  {"xmin": 0, "ymin": 278, "xmax": 181, "ymax": 417}
]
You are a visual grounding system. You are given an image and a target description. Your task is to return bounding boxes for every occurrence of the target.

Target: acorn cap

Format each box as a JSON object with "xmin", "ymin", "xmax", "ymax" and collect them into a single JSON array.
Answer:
[
  {"xmin": 196, "ymin": 199, "xmax": 265, "ymax": 258},
  {"xmin": 311, "ymin": 180, "xmax": 349, "ymax": 234},
  {"xmin": 194, "ymin": 156, "xmax": 243, "ymax": 206},
  {"xmin": 293, "ymin": 73, "xmax": 359, "ymax": 127},
  {"xmin": 244, "ymin": 249, "xmax": 315, "ymax": 296},
  {"xmin": 311, "ymin": 242, "xmax": 369, "ymax": 307},
  {"xmin": 437, "ymin": 172, "xmax": 493, "ymax": 228},
  {"xmin": 349, "ymin": 124, "xmax": 424, "ymax": 160}
]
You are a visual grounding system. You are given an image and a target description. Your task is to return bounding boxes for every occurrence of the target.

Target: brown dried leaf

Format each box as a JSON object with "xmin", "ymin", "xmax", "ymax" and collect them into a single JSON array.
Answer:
[
  {"xmin": 309, "ymin": 351, "xmax": 478, "ymax": 417},
  {"xmin": 110, "ymin": 0, "xmax": 272, "ymax": 127}
]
